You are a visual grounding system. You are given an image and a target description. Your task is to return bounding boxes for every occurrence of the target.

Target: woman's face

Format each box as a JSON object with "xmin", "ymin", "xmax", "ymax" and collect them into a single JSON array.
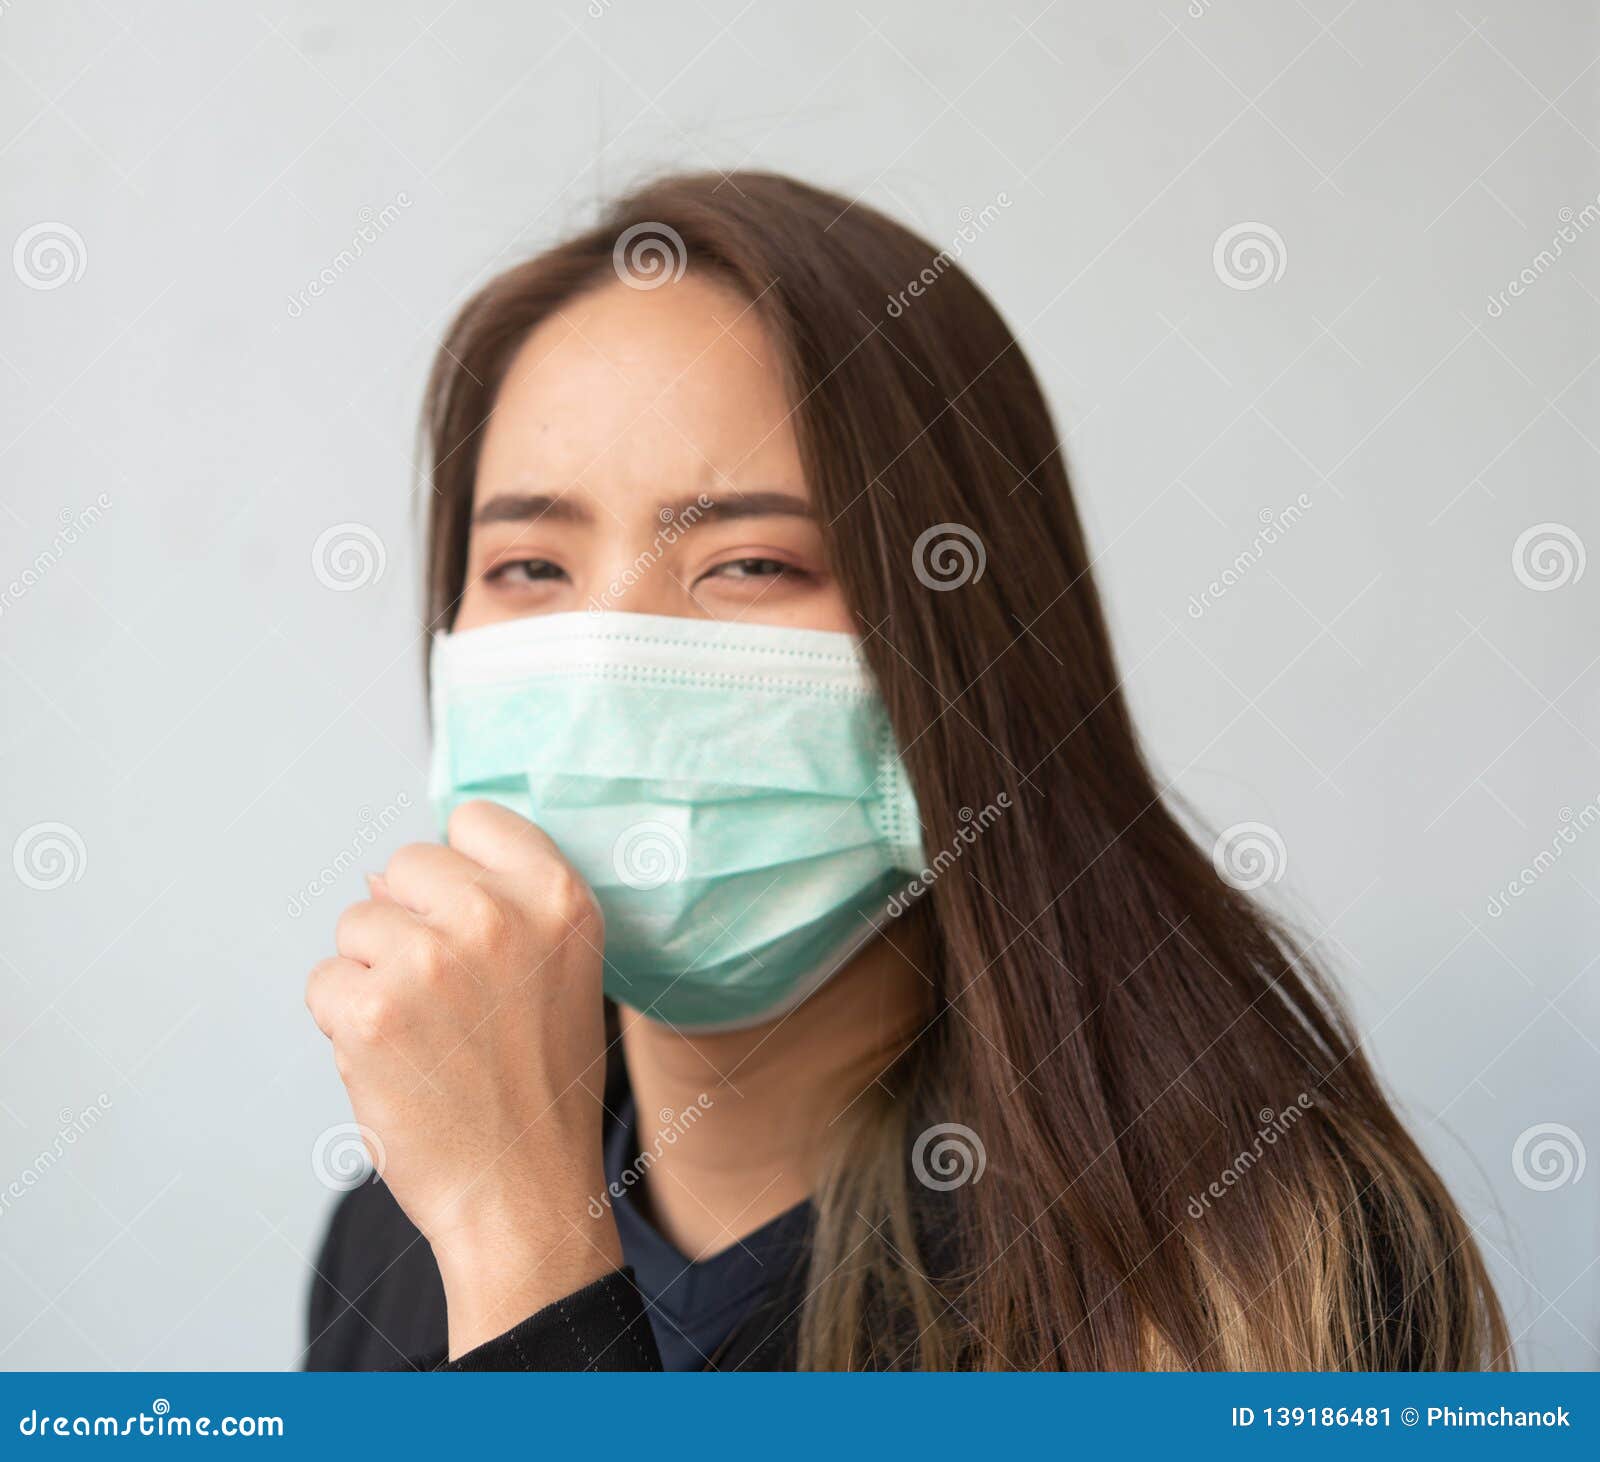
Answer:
[{"xmin": 453, "ymin": 274, "xmax": 854, "ymax": 635}]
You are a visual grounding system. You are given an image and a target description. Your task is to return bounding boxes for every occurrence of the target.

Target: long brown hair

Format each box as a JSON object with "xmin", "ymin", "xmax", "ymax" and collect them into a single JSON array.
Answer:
[{"xmin": 420, "ymin": 171, "xmax": 1508, "ymax": 1370}]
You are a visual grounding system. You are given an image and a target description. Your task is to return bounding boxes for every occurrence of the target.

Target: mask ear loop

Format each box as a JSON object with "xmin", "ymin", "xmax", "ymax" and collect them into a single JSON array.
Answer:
[
  {"xmin": 427, "ymin": 635, "xmax": 454, "ymax": 836},
  {"xmin": 870, "ymin": 714, "xmax": 926, "ymax": 876},
  {"xmin": 690, "ymin": 707, "xmax": 930, "ymax": 1038}
]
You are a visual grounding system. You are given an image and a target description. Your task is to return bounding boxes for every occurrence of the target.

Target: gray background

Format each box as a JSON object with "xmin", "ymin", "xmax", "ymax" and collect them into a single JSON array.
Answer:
[{"xmin": 1, "ymin": 0, "xmax": 1595, "ymax": 1369}]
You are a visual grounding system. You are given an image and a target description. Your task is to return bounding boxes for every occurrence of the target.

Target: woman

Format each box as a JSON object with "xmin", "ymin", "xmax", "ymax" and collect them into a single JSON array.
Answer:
[{"xmin": 304, "ymin": 171, "xmax": 1507, "ymax": 1371}]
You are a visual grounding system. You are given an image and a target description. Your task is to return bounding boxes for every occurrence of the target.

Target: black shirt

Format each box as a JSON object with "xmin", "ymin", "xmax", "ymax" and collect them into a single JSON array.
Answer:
[
  {"xmin": 304, "ymin": 1063, "xmax": 1432, "ymax": 1371},
  {"xmin": 304, "ymin": 1074, "xmax": 816, "ymax": 1372},
  {"xmin": 604, "ymin": 1095, "xmax": 812, "ymax": 1370}
]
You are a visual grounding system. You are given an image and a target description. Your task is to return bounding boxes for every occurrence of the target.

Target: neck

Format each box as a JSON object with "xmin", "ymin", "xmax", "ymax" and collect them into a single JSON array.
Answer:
[{"xmin": 618, "ymin": 926, "xmax": 929, "ymax": 1260}]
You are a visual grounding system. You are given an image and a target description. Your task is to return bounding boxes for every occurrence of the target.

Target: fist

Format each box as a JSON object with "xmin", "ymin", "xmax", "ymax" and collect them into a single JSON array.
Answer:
[{"xmin": 306, "ymin": 799, "xmax": 621, "ymax": 1353}]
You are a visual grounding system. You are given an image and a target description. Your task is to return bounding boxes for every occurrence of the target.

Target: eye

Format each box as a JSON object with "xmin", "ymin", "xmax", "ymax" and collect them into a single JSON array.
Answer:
[
  {"xmin": 485, "ymin": 558, "xmax": 566, "ymax": 585},
  {"xmin": 703, "ymin": 557, "xmax": 806, "ymax": 581}
]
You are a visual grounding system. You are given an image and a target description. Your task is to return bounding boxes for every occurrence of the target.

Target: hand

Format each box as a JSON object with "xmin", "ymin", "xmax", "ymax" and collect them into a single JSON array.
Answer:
[{"xmin": 306, "ymin": 799, "xmax": 622, "ymax": 1357}]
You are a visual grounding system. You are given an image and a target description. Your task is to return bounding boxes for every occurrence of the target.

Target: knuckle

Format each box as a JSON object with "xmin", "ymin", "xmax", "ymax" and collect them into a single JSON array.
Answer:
[
  {"xmin": 407, "ymin": 925, "xmax": 449, "ymax": 982},
  {"xmin": 305, "ymin": 957, "xmax": 346, "ymax": 1028},
  {"xmin": 446, "ymin": 798, "xmax": 493, "ymax": 845},
  {"xmin": 352, "ymin": 991, "xmax": 396, "ymax": 1045},
  {"xmin": 546, "ymin": 865, "xmax": 601, "ymax": 934},
  {"xmin": 333, "ymin": 905, "xmax": 361, "ymax": 956},
  {"xmin": 454, "ymin": 883, "xmax": 505, "ymax": 945},
  {"xmin": 385, "ymin": 842, "xmax": 428, "ymax": 882}
]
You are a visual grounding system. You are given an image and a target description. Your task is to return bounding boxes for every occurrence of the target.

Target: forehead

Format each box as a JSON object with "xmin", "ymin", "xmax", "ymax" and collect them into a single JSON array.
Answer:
[{"xmin": 476, "ymin": 274, "xmax": 802, "ymax": 499}]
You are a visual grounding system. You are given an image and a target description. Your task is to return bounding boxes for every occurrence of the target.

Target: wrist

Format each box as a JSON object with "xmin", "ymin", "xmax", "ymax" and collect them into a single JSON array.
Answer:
[{"xmin": 434, "ymin": 1202, "xmax": 624, "ymax": 1360}]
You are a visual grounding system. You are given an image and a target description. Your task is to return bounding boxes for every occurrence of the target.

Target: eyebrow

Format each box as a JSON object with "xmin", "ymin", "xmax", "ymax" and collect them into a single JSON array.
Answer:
[
  {"xmin": 471, "ymin": 489, "xmax": 814, "ymax": 528},
  {"xmin": 472, "ymin": 492, "xmax": 591, "ymax": 526},
  {"xmin": 690, "ymin": 490, "xmax": 813, "ymax": 524}
]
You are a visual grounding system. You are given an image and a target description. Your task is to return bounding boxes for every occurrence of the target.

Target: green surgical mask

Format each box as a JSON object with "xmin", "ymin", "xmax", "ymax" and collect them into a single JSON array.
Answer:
[{"xmin": 429, "ymin": 611, "xmax": 925, "ymax": 1031}]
